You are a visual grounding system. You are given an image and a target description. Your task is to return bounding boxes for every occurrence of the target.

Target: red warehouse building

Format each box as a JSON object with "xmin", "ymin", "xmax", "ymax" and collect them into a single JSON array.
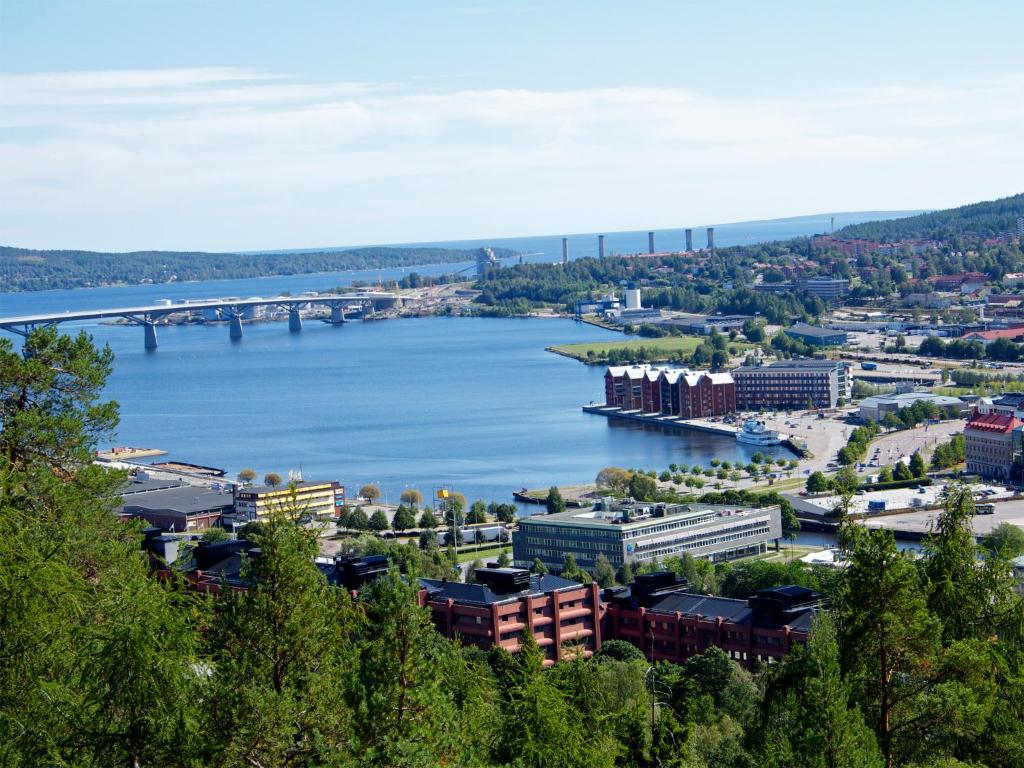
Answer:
[{"xmin": 605, "ymin": 365, "xmax": 736, "ymax": 418}]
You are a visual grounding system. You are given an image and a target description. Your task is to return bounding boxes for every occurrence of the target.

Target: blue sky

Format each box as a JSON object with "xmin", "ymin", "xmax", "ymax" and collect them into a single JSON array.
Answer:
[{"xmin": 2, "ymin": 0, "xmax": 1023, "ymax": 251}]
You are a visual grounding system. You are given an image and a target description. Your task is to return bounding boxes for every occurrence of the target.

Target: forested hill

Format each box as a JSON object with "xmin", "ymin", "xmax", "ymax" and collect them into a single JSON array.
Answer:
[
  {"xmin": 0, "ymin": 245, "xmax": 518, "ymax": 292},
  {"xmin": 836, "ymin": 192, "xmax": 1024, "ymax": 241}
]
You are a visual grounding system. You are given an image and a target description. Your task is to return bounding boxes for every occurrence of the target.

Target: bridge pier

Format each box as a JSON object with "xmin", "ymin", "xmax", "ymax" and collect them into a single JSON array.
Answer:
[
  {"xmin": 330, "ymin": 304, "xmax": 346, "ymax": 325},
  {"xmin": 229, "ymin": 313, "xmax": 244, "ymax": 340},
  {"xmin": 143, "ymin": 321, "xmax": 158, "ymax": 350},
  {"xmin": 288, "ymin": 307, "xmax": 302, "ymax": 332}
]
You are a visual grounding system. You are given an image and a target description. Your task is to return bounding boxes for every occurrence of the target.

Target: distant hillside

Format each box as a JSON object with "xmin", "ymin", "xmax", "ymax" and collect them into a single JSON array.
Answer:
[
  {"xmin": 0, "ymin": 245, "xmax": 518, "ymax": 292},
  {"xmin": 836, "ymin": 192, "xmax": 1024, "ymax": 241}
]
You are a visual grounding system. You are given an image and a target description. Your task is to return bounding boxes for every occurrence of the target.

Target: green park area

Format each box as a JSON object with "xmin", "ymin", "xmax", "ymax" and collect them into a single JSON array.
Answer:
[{"xmin": 549, "ymin": 334, "xmax": 752, "ymax": 364}]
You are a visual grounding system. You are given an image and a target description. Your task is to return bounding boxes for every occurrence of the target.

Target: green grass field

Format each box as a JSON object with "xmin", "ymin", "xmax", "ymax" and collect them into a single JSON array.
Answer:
[{"xmin": 549, "ymin": 335, "xmax": 750, "ymax": 363}]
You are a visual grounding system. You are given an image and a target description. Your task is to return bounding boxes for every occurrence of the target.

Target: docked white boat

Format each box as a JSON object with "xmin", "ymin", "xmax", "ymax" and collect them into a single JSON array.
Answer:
[{"xmin": 735, "ymin": 419, "xmax": 783, "ymax": 446}]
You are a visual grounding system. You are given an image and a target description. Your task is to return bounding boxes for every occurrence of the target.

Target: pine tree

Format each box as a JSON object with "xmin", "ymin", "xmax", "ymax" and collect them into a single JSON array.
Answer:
[
  {"xmin": 908, "ymin": 451, "xmax": 926, "ymax": 478},
  {"xmin": 204, "ymin": 512, "xmax": 357, "ymax": 766}
]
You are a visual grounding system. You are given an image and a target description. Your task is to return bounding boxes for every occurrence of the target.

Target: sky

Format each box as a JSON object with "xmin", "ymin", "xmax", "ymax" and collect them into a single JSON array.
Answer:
[{"xmin": 2, "ymin": 0, "xmax": 1024, "ymax": 252}]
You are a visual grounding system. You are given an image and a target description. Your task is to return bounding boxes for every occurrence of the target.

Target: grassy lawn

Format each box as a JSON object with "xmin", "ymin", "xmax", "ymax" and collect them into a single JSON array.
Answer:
[
  {"xmin": 549, "ymin": 335, "xmax": 751, "ymax": 363},
  {"xmin": 455, "ymin": 544, "xmax": 511, "ymax": 563}
]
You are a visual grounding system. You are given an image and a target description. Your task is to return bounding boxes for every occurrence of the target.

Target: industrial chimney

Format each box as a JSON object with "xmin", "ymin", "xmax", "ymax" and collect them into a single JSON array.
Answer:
[
  {"xmin": 598, "ymin": 234, "xmax": 605, "ymax": 258},
  {"xmin": 648, "ymin": 231, "xmax": 655, "ymax": 254},
  {"xmin": 562, "ymin": 238, "xmax": 569, "ymax": 265},
  {"xmin": 685, "ymin": 228, "xmax": 693, "ymax": 252},
  {"xmin": 706, "ymin": 227, "xmax": 715, "ymax": 250}
]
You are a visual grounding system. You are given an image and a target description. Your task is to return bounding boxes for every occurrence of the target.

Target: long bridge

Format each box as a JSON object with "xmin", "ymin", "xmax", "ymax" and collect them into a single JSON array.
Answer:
[{"xmin": 0, "ymin": 291, "xmax": 401, "ymax": 349}]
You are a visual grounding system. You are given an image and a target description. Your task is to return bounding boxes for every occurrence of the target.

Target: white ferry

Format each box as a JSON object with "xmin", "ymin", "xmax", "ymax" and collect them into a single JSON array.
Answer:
[{"xmin": 735, "ymin": 419, "xmax": 783, "ymax": 446}]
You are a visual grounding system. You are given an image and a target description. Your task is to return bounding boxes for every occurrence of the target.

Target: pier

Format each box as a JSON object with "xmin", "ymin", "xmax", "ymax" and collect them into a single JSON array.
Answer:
[
  {"xmin": 0, "ymin": 291, "xmax": 401, "ymax": 349},
  {"xmin": 581, "ymin": 404, "xmax": 740, "ymax": 436}
]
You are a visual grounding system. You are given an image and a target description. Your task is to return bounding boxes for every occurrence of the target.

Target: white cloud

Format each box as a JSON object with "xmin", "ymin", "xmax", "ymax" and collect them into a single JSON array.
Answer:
[{"xmin": 1, "ymin": 68, "xmax": 1022, "ymax": 250}]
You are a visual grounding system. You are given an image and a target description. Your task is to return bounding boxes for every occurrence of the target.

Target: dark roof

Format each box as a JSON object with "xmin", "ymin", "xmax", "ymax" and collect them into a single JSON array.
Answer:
[
  {"xmin": 647, "ymin": 592, "xmax": 753, "ymax": 623},
  {"xmin": 993, "ymin": 392, "xmax": 1024, "ymax": 408},
  {"xmin": 785, "ymin": 322, "xmax": 846, "ymax": 339},
  {"xmin": 419, "ymin": 573, "xmax": 582, "ymax": 606},
  {"xmin": 121, "ymin": 477, "xmax": 186, "ymax": 495},
  {"xmin": 119, "ymin": 485, "xmax": 235, "ymax": 516}
]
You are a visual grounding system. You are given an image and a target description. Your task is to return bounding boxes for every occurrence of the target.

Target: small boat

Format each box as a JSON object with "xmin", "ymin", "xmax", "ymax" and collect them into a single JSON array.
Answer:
[{"xmin": 736, "ymin": 419, "xmax": 783, "ymax": 446}]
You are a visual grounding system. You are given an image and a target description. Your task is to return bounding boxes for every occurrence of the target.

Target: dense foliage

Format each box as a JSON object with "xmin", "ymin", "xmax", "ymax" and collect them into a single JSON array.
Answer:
[
  {"xmin": 836, "ymin": 192, "xmax": 1024, "ymax": 241},
  {"xmin": 0, "ymin": 245, "xmax": 517, "ymax": 291}
]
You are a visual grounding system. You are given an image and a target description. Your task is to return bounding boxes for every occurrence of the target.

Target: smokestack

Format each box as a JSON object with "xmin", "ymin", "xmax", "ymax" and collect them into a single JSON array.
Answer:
[
  {"xmin": 562, "ymin": 238, "xmax": 569, "ymax": 265},
  {"xmin": 648, "ymin": 231, "xmax": 655, "ymax": 254},
  {"xmin": 830, "ymin": 216, "xmax": 835, "ymax": 234},
  {"xmin": 685, "ymin": 228, "xmax": 693, "ymax": 252},
  {"xmin": 706, "ymin": 227, "xmax": 715, "ymax": 250},
  {"xmin": 598, "ymin": 234, "xmax": 605, "ymax": 258}
]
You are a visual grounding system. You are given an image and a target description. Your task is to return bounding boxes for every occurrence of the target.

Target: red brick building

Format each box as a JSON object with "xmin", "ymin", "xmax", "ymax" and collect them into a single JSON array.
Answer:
[
  {"xmin": 674, "ymin": 370, "xmax": 736, "ymax": 418},
  {"xmin": 603, "ymin": 575, "xmax": 817, "ymax": 670},
  {"xmin": 419, "ymin": 569, "xmax": 602, "ymax": 666},
  {"xmin": 604, "ymin": 365, "xmax": 736, "ymax": 418}
]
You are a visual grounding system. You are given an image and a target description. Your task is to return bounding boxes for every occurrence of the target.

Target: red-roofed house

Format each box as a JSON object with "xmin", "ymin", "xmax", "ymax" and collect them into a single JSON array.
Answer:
[
  {"xmin": 928, "ymin": 272, "xmax": 989, "ymax": 293},
  {"xmin": 964, "ymin": 407, "xmax": 1022, "ymax": 481},
  {"xmin": 963, "ymin": 328, "xmax": 1024, "ymax": 344}
]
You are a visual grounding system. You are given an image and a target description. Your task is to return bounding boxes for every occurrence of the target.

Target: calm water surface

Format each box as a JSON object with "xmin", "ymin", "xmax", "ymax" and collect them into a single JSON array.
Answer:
[{"xmin": 4, "ymin": 314, "xmax": 788, "ymax": 504}]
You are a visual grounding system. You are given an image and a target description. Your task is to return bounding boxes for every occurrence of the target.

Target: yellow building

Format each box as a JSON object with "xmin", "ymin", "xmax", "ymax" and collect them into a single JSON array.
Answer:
[{"xmin": 233, "ymin": 480, "xmax": 343, "ymax": 521}]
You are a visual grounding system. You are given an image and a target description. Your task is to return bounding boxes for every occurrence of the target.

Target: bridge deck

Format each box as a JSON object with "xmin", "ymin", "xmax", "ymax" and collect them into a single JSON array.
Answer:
[{"xmin": 0, "ymin": 292, "xmax": 397, "ymax": 327}]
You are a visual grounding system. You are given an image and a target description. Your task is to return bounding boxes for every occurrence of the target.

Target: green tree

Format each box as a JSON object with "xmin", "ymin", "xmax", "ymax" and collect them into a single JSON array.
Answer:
[
  {"xmin": 530, "ymin": 557, "xmax": 549, "ymax": 575},
  {"xmin": 831, "ymin": 466, "xmax": 861, "ymax": 517},
  {"xmin": 893, "ymin": 461, "xmax": 913, "ymax": 481},
  {"xmin": 593, "ymin": 553, "xmax": 616, "ymax": 587},
  {"xmin": 560, "ymin": 553, "xmax": 592, "ymax": 583},
  {"xmin": 392, "ymin": 504, "xmax": 417, "ymax": 531},
  {"xmin": 546, "ymin": 486, "xmax": 566, "ymax": 515},
  {"xmin": 807, "ymin": 471, "xmax": 829, "ymax": 493},
  {"xmin": 835, "ymin": 524, "xmax": 990, "ymax": 767},
  {"xmin": 617, "ymin": 562, "xmax": 635, "ymax": 584},
  {"xmin": 923, "ymin": 483, "xmax": 1018, "ymax": 643},
  {"xmin": 878, "ymin": 466, "xmax": 894, "ymax": 483},
  {"xmin": 628, "ymin": 472, "xmax": 658, "ymax": 501},
  {"xmin": 204, "ymin": 512, "xmax": 357, "ymax": 767},
  {"xmin": 755, "ymin": 614, "xmax": 883, "ymax": 768},
  {"xmin": 467, "ymin": 499, "xmax": 489, "ymax": 524},
  {"xmin": 909, "ymin": 452, "xmax": 926, "ymax": 479},
  {"xmin": 349, "ymin": 508, "xmax": 371, "ymax": 530},
  {"xmin": 980, "ymin": 521, "xmax": 1024, "ymax": 558},
  {"xmin": 417, "ymin": 509, "xmax": 438, "ymax": 529},
  {"xmin": 369, "ymin": 509, "xmax": 390, "ymax": 532}
]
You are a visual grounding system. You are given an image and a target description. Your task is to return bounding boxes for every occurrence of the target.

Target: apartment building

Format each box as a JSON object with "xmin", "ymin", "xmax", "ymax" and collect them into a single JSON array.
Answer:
[{"xmin": 732, "ymin": 359, "xmax": 852, "ymax": 410}]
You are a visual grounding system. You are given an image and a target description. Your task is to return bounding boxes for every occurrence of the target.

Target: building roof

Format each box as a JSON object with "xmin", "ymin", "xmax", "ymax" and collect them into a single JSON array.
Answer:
[
  {"xmin": 237, "ymin": 479, "xmax": 336, "ymax": 495},
  {"xmin": 518, "ymin": 503, "xmax": 775, "ymax": 532},
  {"xmin": 859, "ymin": 392, "xmax": 964, "ymax": 409},
  {"xmin": 732, "ymin": 358, "xmax": 847, "ymax": 374},
  {"xmin": 965, "ymin": 411, "xmax": 1021, "ymax": 434},
  {"xmin": 992, "ymin": 393, "xmax": 1024, "ymax": 408},
  {"xmin": 786, "ymin": 322, "xmax": 846, "ymax": 339},
  {"xmin": 121, "ymin": 476, "xmax": 187, "ymax": 495},
  {"xmin": 418, "ymin": 573, "xmax": 582, "ymax": 606},
  {"xmin": 963, "ymin": 328, "xmax": 1024, "ymax": 342},
  {"xmin": 119, "ymin": 485, "xmax": 236, "ymax": 516}
]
